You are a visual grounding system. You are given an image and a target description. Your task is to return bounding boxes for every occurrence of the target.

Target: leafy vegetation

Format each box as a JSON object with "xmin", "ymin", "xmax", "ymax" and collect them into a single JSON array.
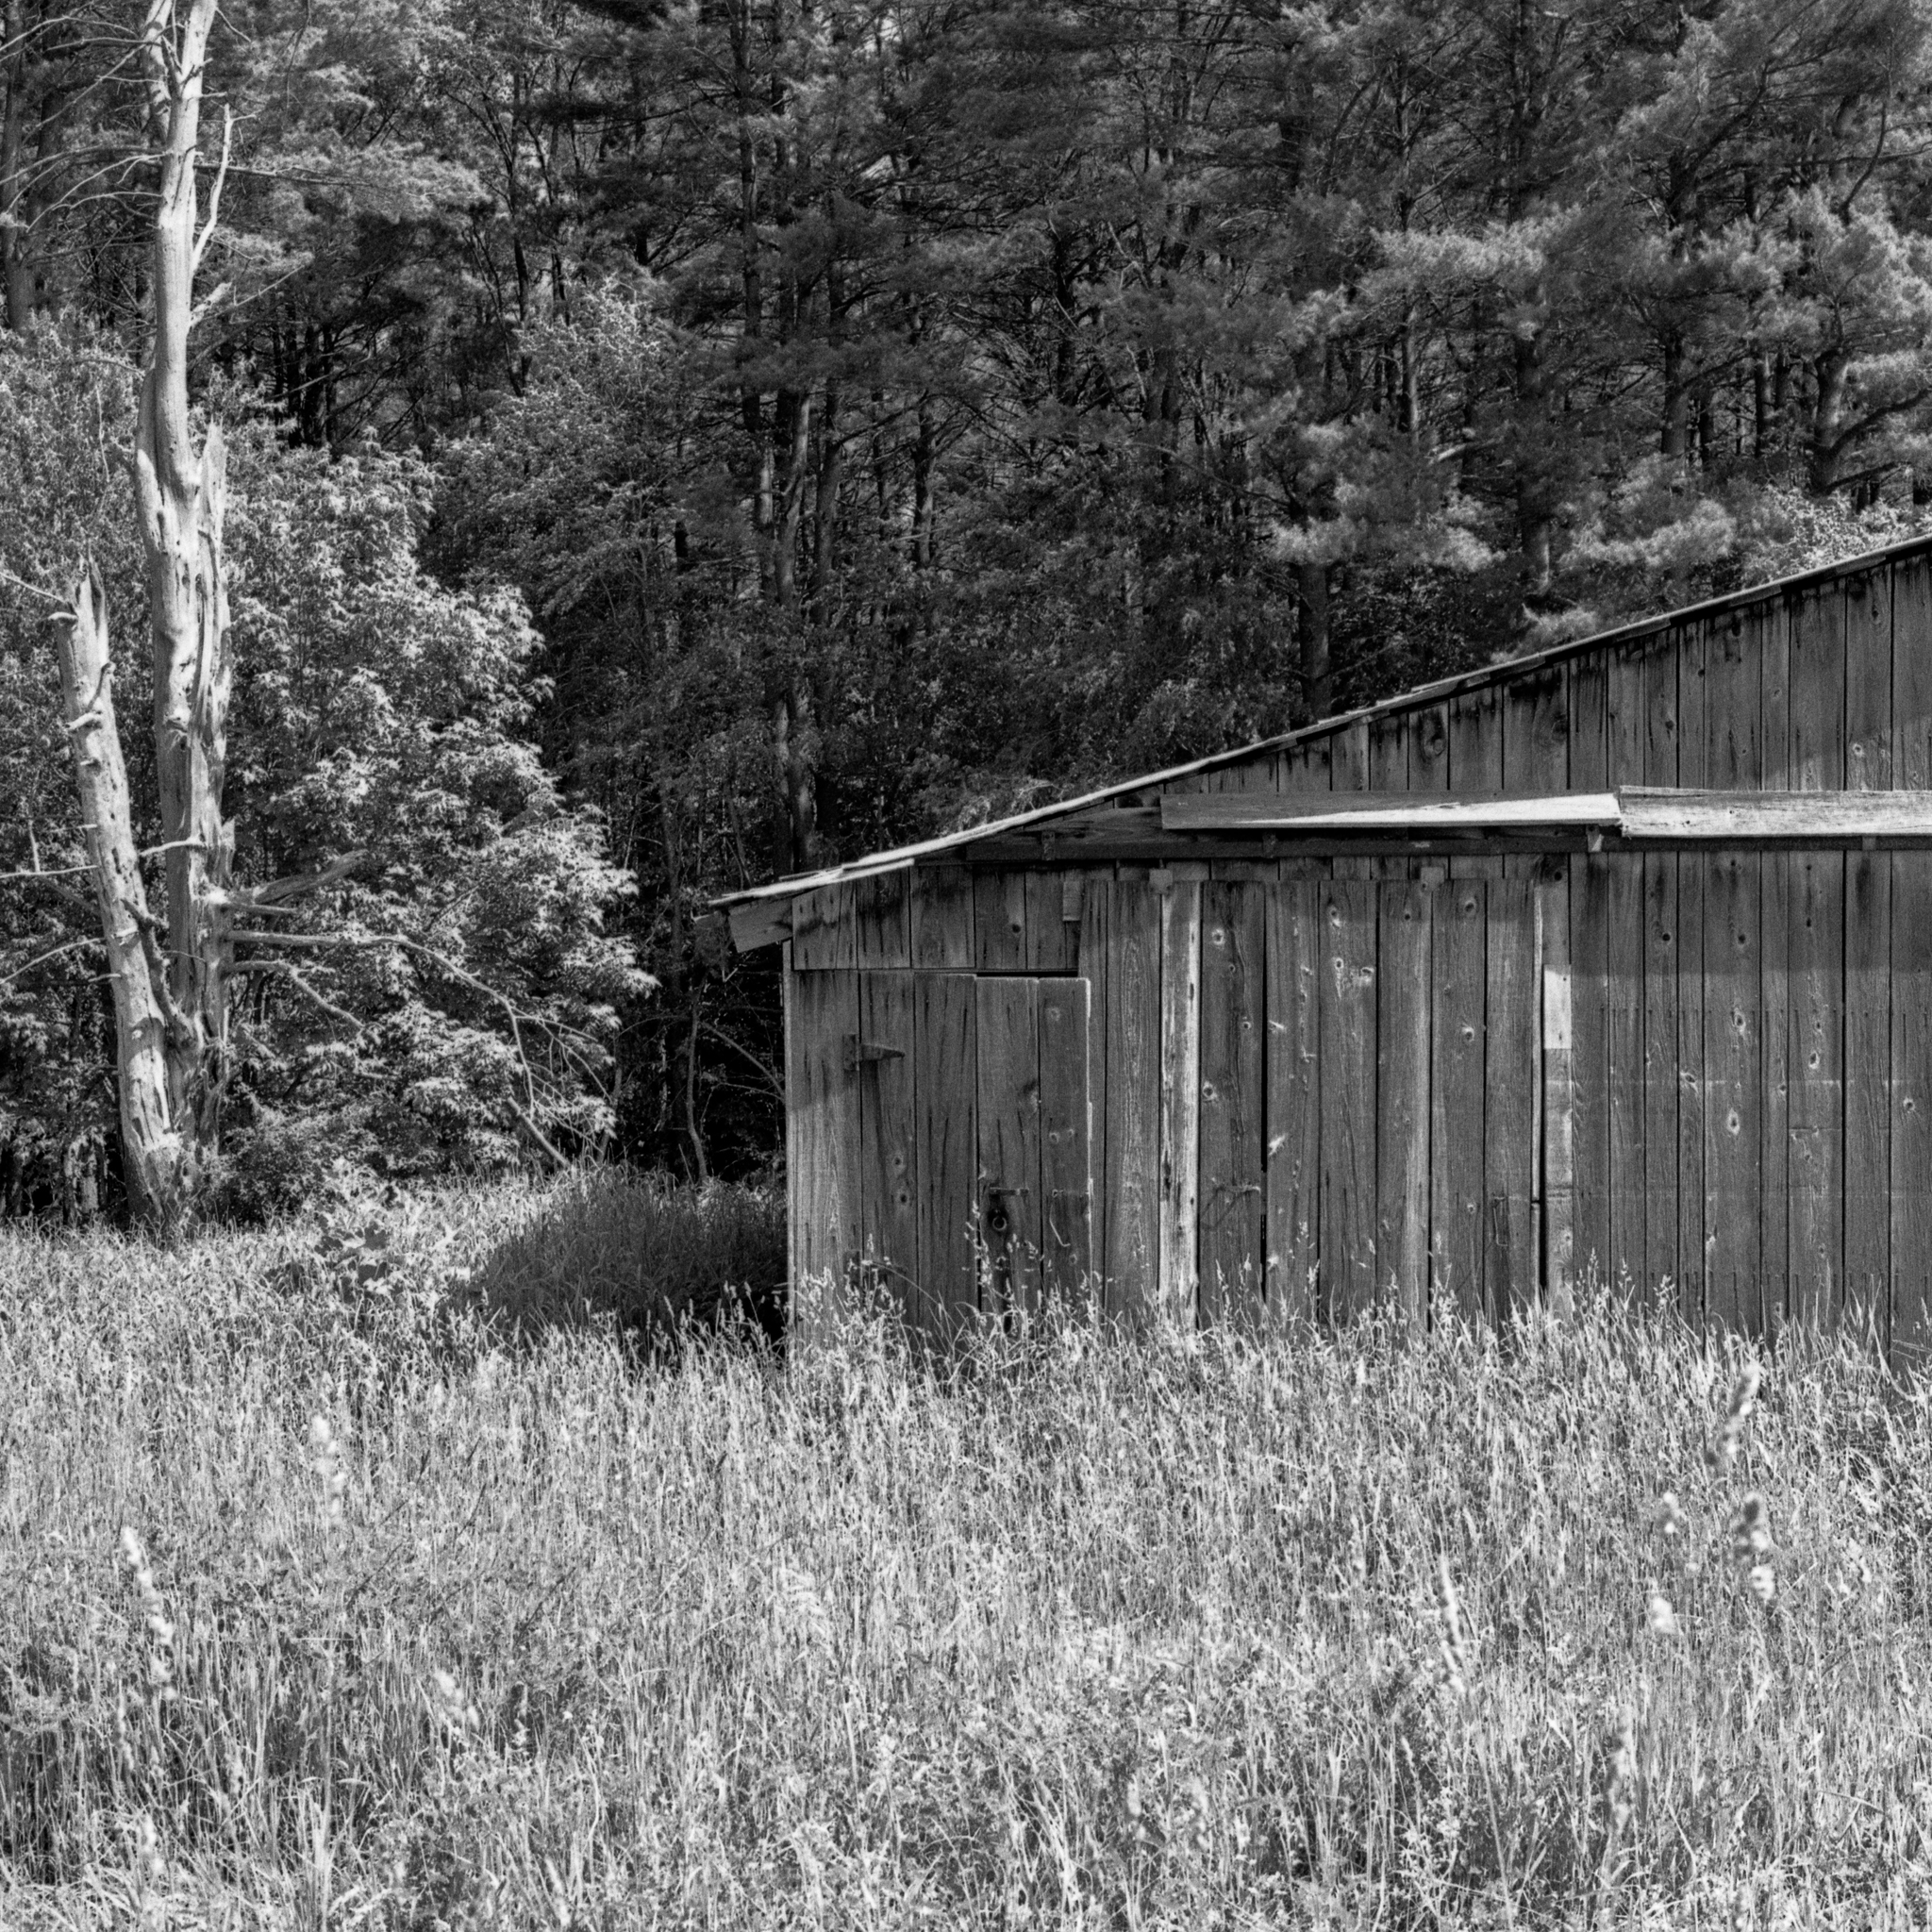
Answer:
[
  {"xmin": 1, "ymin": 1181, "xmax": 1929, "ymax": 1924},
  {"xmin": 8, "ymin": 0, "xmax": 1932, "ymax": 1199},
  {"xmin": 0, "ymin": 329, "xmax": 646, "ymax": 1214}
]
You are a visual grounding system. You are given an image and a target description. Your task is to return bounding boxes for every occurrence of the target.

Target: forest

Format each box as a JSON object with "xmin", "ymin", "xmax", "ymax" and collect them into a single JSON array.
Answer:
[{"xmin": 4, "ymin": 0, "xmax": 1932, "ymax": 1217}]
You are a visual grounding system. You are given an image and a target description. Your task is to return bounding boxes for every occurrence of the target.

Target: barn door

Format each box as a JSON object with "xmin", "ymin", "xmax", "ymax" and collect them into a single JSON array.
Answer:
[
  {"xmin": 792, "ymin": 965, "xmax": 1091, "ymax": 1341},
  {"xmin": 974, "ymin": 975, "xmax": 1092, "ymax": 1321}
]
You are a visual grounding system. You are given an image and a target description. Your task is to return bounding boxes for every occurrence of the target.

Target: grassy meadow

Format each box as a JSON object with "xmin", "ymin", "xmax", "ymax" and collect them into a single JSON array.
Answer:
[{"xmin": 3, "ymin": 1176, "xmax": 1932, "ymax": 1927}]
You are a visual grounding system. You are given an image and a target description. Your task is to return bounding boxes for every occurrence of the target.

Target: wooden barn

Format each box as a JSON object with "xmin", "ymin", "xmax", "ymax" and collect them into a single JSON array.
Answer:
[{"xmin": 719, "ymin": 537, "xmax": 1932, "ymax": 1361}]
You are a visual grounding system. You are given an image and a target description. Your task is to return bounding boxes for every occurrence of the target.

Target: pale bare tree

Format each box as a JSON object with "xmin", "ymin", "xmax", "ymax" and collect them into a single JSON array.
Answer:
[{"xmin": 52, "ymin": 0, "xmax": 231, "ymax": 1229}]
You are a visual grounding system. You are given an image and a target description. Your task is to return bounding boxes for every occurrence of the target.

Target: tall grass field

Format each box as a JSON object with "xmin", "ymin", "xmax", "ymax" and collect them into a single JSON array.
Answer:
[{"xmin": 3, "ymin": 1174, "xmax": 1931, "ymax": 1927}]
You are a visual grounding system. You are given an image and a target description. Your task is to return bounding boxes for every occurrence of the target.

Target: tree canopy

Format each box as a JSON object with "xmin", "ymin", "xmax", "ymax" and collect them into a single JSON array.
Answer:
[{"xmin": 5, "ymin": 0, "xmax": 1932, "ymax": 1204}]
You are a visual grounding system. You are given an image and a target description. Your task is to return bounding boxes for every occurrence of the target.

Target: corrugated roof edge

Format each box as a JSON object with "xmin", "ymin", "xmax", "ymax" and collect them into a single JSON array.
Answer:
[{"xmin": 712, "ymin": 528, "xmax": 1932, "ymax": 908}]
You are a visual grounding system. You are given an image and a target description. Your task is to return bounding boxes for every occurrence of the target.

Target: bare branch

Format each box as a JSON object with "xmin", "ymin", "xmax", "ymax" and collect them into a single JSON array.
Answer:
[
  {"xmin": 0, "ymin": 936, "xmax": 100, "ymax": 989},
  {"xmin": 229, "ymin": 958, "xmax": 365, "ymax": 1030},
  {"xmin": 191, "ymin": 101, "xmax": 230, "ymax": 276},
  {"xmin": 699, "ymin": 1018, "xmax": 783, "ymax": 1103},
  {"xmin": 0, "ymin": 860, "xmax": 93, "ymax": 883},
  {"xmin": 0, "ymin": 566, "xmax": 68, "ymax": 607},
  {"xmin": 237, "ymin": 850, "xmax": 373, "ymax": 909},
  {"xmin": 236, "ymin": 929, "xmax": 601, "ymax": 1054},
  {"xmin": 507, "ymin": 1096, "xmax": 568, "ymax": 1169}
]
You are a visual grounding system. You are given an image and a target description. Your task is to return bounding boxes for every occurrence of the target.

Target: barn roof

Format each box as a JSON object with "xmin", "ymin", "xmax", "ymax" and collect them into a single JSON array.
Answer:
[{"xmin": 714, "ymin": 528, "xmax": 1932, "ymax": 930}]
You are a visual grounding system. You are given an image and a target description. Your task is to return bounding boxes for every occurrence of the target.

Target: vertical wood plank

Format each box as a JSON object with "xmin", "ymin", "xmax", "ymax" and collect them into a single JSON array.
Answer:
[
  {"xmin": 1605, "ymin": 640, "xmax": 1648, "ymax": 1296},
  {"xmin": 1321, "ymin": 879, "xmax": 1378, "ymax": 1321},
  {"xmin": 974, "ymin": 872, "xmax": 1028, "ymax": 973},
  {"xmin": 1449, "ymin": 684, "xmax": 1505, "ymax": 791},
  {"xmin": 1199, "ymin": 883, "xmax": 1267, "ymax": 1322},
  {"xmin": 1098, "ymin": 884, "xmax": 1162, "ymax": 1318},
  {"xmin": 1449, "ymin": 686, "xmax": 1504, "ymax": 879},
  {"xmin": 1703, "ymin": 851, "xmax": 1760, "ymax": 1336},
  {"xmin": 1507, "ymin": 661, "xmax": 1569, "ymax": 779},
  {"xmin": 1759, "ymin": 608, "xmax": 1793, "ymax": 1333},
  {"xmin": 1675, "ymin": 622, "xmax": 1707, "ymax": 1322},
  {"xmin": 911, "ymin": 866, "xmax": 974, "ymax": 970},
  {"xmin": 1760, "ymin": 595, "xmax": 1793, "ymax": 787},
  {"xmin": 1279, "ymin": 735, "xmax": 1334, "ymax": 793},
  {"xmin": 1541, "ymin": 875, "xmax": 1574, "ymax": 1316},
  {"xmin": 1760, "ymin": 848, "xmax": 1792, "ymax": 1337},
  {"xmin": 1038, "ymin": 976, "xmax": 1092, "ymax": 1303},
  {"xmin": 1847, "ymin": 565, "xmax": 1894, "ymax": 1343},
  {"xmin": 1641, "ymin": 631, "xmax": 1680, "ymax": 1304},
  {"xmin": 1885, "ymin": 559, "xmax": 1932, "ymax": 1359},
  {"xmin": 783, "ymin": 943, "xmax": 798, "ymax": 1301},
  {"xmin": 1330, "ymin": 720, "xmax": 1374, "ymax": 882},
  {"xmin": 1846, "ymin": 848, "xmax": 1890, "ymax": 1344},
  {"xmin": 1264, "ymin": 877, "xmax": 1322, "ymax": 1323},
  {"xmin": 1893, "ymin": 552, "xmax": 1932, "ymax": 789},
  {"xmin": 1431, "ymin": 878, "xmax": 1488, "ymax": 1324},
  {"xmin": 914, "ymin": 973, "xmax": 979, "ymax": 1334},
  {"xmin": 975, "ymin": 976, "xmax": 1042, "ymax": 1318},
  {"xmin": 1410, "ymin": 703, "xmax": 1451, "ymax": 791},
  {"xmin": 1368, "ymin": 711, "xmax": 1408, "ymax": 791},
  {"xmin": 1158, "ymin": 883, "xmax": 1203, "ymax": 1324},
  {"xmin": 1789, "ymin": 582, "xmax": 1848, "ymax": 792},
  {"xmin": 1486, "ymin": 878, "xmax": 1539, "ymax": 1316},
  {"xmin": 1025, "ymin": 870, "xmax": 1080, "ymax": 973},
  {"xmin": 1077, "ymin": 882, "xmax": 1111, "ymax": 1293},
  {"xmin": 1502, "ymin": 664, "xmax": 1566, "ymax": 877},
  {"xmin": 790, "ymin": 967, "xmax": 860, "ymax": 1324},
  {"xmin": 1375, "ymin": 880, "xmax": 1432, "ymax": 1325},
  {"xmin": 1332, "ymin": 719, "xmax": 1371, "ymax": 791},
  {"xmin": 1704, "ymin": 604, "xmax": 1764, "ymax": 1332},
  {"xmin": 1570, "ymin": 854, "xmax": 1611, "ymax": 1292},
  {"xmin": 1707, "ymin": 606, "xmax": 1764, "ymax": 787},
  {"xmin": 791, "ymin": 883, "xmax": 858, "ymax": 970},
  {"xmin": 855, "ymin": 873, "xmax": 911, "ymax": 969},
  {"xmin": 1641, "ymin": 855, "xmax": 1681, "ymax": 1304},
  {"xmin": 1569, "ymin": 656, "xmax": 1610, "ymax": 1291},
  {"xmin": 1787, "ymin": 584, "xmax": 1844, "ymax": 1332},
  {"xmin": 1569, "ymin": 654, "xmax": 1608, "ymax": 793},
  {"xmin": 1605, "ymin": 639, "xmax": 1649, "ymax": 786},
  {"xmin": 1788, "ymin": 851, "xmax": 1845, "ymax": 1329},
  {"xmin": 1644, "ymin": 627, "xmax": 1680, "ymax": 778},
  {"xmin": 1606, "ymin": 865, "xmax": 1645, "ymax": 1300},
  {"xmin": 1891, "ymin": 854, "xmax": 1932, "ymax": 1370},
  {"xmin": 1893, "ymin": 558, "xmax": 1932, "ymax": 1363},
  {"xmin": 858, "ymin": 970, "xmax": 919, "ymax": 1322},
  {"xmin": 1846, "ymin": 564, "xmax": 1894, "ymax": 791}
]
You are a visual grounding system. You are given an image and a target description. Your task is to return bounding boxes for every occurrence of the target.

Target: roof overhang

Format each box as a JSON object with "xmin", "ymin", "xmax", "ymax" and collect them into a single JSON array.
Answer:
[{"xmin": 719, "ymin": 788, "xmax": 1932, "ymax": 951}]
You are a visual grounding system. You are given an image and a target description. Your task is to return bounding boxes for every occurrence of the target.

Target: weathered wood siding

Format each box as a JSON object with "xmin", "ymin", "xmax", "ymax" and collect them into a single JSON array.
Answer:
[{"xmin": 781, "ymin": 545, "xmax": 1932, "ymax": 1360}]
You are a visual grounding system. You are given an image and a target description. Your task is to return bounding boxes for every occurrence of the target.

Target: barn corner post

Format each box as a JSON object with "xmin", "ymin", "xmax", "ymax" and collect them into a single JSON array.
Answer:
[{"xmin": 54, "ymin": 0, "xmax": 234, "ymax": 1231}]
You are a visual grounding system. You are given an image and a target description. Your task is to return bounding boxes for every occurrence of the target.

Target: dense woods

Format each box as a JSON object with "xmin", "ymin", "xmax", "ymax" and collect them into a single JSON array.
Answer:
[{"xmin": 6, "ymin": 0, "xmax": 1932, "ymax": 1213}]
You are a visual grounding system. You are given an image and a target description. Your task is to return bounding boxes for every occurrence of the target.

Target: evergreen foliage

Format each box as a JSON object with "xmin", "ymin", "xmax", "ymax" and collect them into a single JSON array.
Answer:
[{"xmin": 8, "ymin": 0, "xmax": 1932, "ymax": 1191}]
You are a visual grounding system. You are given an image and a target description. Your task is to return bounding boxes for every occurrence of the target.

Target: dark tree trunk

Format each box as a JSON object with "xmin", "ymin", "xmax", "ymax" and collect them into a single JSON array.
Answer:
[{"xmin": 1299, "ymin": 560, "xmax": 1332, "ymax": 721}]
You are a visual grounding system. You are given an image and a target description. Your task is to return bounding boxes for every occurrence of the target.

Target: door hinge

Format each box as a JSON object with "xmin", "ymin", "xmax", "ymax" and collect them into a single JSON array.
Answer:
[{"xmin": 843, "ymin": 1036, "xmax": 907, "ymax": 1073}]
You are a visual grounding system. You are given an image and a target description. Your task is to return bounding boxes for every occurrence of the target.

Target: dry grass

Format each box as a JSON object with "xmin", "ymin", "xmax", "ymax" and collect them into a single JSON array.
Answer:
[{"xmin": 3, "ymin": 1177, "xmax": 1932, "ymax": 1928}]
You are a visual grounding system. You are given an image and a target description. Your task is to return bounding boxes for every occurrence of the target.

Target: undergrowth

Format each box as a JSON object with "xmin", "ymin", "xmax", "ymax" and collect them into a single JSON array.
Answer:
[{"xmin": 2, "ymin": 1175, "xmax": 1930, "ymax": 1927}]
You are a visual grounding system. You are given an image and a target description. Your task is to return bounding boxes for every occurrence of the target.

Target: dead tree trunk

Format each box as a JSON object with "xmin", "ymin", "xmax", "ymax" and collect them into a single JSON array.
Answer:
[
  {"xmin": 56, "ymin": 0, "xmax": 231, "ymax": 1228},
  {"xmin": 52, "ymin": 570, "xmax": 192, "ymax": 1224},
  {"xmin": 0, "ymin": 0, "xmax": 35, "ymax": 331}
]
